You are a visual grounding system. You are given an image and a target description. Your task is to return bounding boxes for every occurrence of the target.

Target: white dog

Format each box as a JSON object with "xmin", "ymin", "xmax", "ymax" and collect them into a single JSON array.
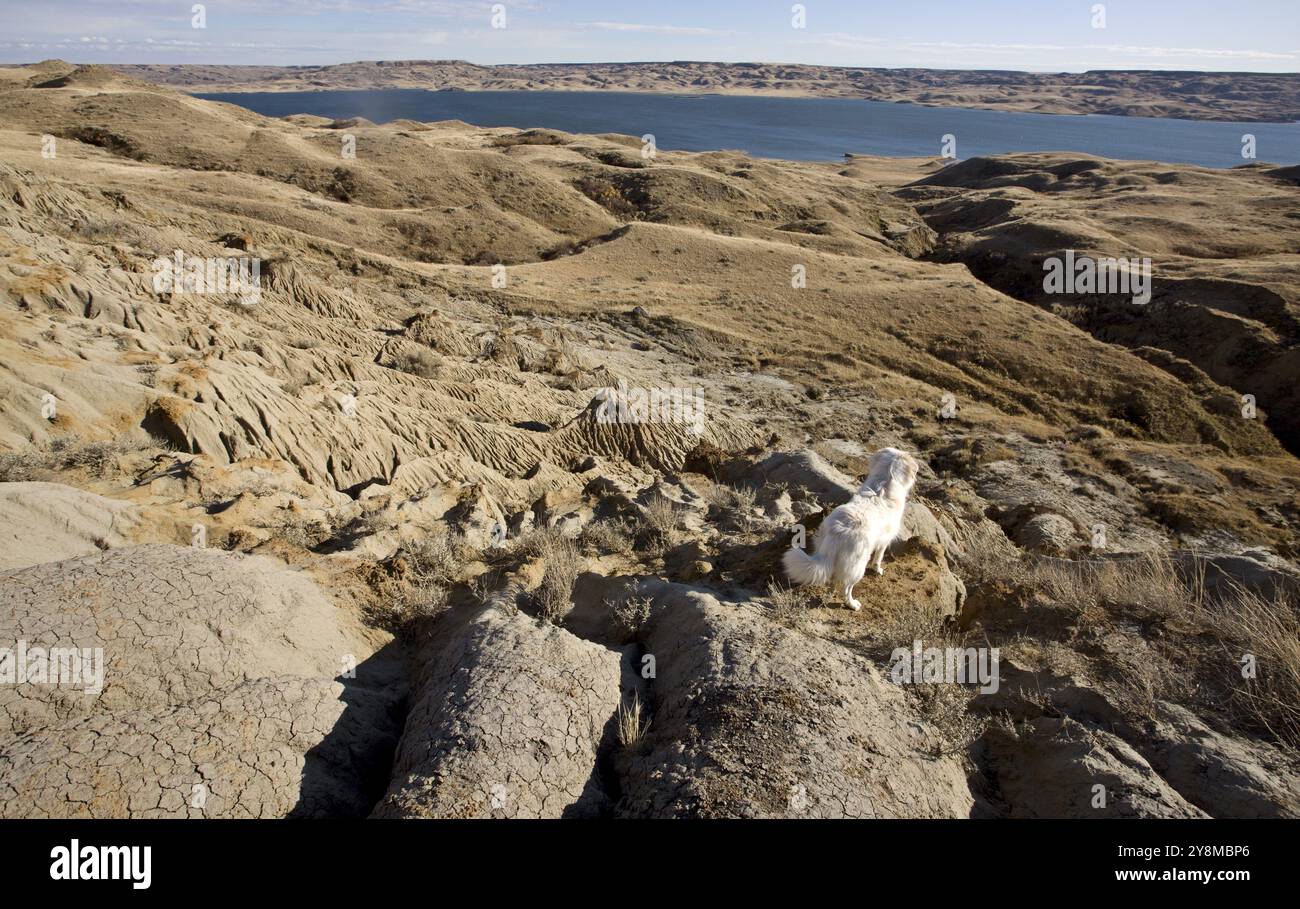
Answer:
[{"xmin": 782, "ymin": 447, "xmax": 920, "ymax": 610}]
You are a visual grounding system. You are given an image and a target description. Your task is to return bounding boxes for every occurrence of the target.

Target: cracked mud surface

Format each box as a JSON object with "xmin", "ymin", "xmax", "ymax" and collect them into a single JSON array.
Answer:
[{"xmin": 0, "ymin": 546, "xmax": 404, "ymax": 817}]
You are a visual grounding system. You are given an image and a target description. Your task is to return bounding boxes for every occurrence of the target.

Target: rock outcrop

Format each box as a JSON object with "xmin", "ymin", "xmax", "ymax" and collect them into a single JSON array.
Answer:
[
  {"xmin": 372, "ymin": 606, "xmax": 623, "ymax": 819},
  {"xmin": 611, "ymin": 582, "xmax": 975, "ymax": 818},
  {"xmin": 0, "ymin": 482, "xmax": 143, "ymax": 570}
]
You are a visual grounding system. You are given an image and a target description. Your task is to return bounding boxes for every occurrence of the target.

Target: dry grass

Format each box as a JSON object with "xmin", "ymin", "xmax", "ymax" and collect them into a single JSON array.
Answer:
[
  {"xmin": 1028, "ymin": 551, "xmax": 1197, "ymax": 622},
  {"xmin": 1212, "ymin": 586, "xmax": 1300, "ymax": 747},
  {"xmin": 579, "ymin": 517, "xmax": 634, "ymax": 554},
  {"xmin": 0, "ymin": 431, "xmax": 156, "ymax": 481},
  {"xmin": 766, "ymin": 582, "xmax": 810, "ymax": 629},
  {"xmin": 616, "ymin": 693, "xmax": 651, "ymax": 748},
  {"xmin": 979, "ymin": 549, "xmax": 1300, "ymax": 747},
  {"xmin": 703, "ymin": 481, "xmax": 757, "ymax": 512}
]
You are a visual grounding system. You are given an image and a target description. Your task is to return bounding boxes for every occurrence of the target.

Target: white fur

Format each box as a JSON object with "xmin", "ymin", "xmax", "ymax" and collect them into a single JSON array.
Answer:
[{"xmin": 782, "ymin": 447, "xmax": 919, "ymax": 610}]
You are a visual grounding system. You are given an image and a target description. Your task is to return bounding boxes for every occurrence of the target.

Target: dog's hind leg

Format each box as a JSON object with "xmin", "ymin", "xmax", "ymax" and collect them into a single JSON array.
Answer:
[
  {"xmin": 872, "ymin": 542, "xmax": 888, "ymax": 575},
  {"xmin": 843, "ymin": 568, "xmax": 865, "ymax": 611}
]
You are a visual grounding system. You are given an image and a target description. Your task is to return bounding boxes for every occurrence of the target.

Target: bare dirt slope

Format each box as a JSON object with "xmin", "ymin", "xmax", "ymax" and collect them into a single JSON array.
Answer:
[{"xmin": 1, "ymin": 64, "xmax": 1298, "ymax": 818}]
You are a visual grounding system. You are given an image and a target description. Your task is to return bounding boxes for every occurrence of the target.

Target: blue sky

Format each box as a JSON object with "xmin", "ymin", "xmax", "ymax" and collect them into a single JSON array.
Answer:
[{"xmin": 2, "ymin": 0, "xmax": 1297, "ymax": 71}]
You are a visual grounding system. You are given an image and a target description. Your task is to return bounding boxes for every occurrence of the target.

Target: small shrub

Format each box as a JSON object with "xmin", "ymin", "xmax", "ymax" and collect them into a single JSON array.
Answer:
[
  {"xmin": 574, "ymin": 176, "xmax": 644, "ymax": 220},
  {"xmin": 910, "ymin": 683, "xmax": 987, "ymax": 759},
  {"xmin": 265, "ymin": 521, "xmax": 329, "ymax": 551},
  {"xmin": 403, "ymin": 534, "xmax": 464, "ymax": 587},
  {"xmin": 608, "ymin": 592, "xmax": 652, "ymax": 642},
  {"xmin": 541, "ymin": 239, "xmax": 583, "ymax": 261},
  {"xmin": 532, "ymin": 532, "xmax": 582, "ymax": 624},
  {"xmin": 0, "ymin": 449, "xmax": 43, "ymax": 482},
  {"xmin": 53, "ymin": 432, "xmax": 154, "ymax": 475},
  {"xmin": 392, "ymin": 346, "xmax": 441, "ymax": 379},
  {"xmin": 465, "ymin": 249, "xmax": 505, "ymax": 267},
  {"xmin": 280, "ymin": 374, "xmax": 309, "ymax": 396},
  {"xmin": 0, "ymin": 432, "xmax": 155, "ymax": 481},
  {"xmin": 388, "ymin": 582, "xmax": 451, "ymax": 629},
  {"xmin": 481, "ymin": 331, "xmax": 521, "ymax": 367},
  {"xmin": 640, "ymin": 493, "xmax": 680, "ymax": 540},
  {"xmin": 704, "ymin": 482, "xmax": 757, "ymax": 512},
  {"xmin": 69, "ymin": 217, "xmax": 139, "ymax": 244},
  {"xmin": 492, "ymin": 129, "xmax": 568, "ymax": 147}
]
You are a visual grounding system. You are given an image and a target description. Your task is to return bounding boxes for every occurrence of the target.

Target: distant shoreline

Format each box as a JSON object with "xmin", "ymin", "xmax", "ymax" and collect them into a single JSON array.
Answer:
[
  {"xmin": 197, "ymin": 86, "xmax": 1300, "ymax": 129},
  {"xmin": 54, "ymin": 60, "xmax": 1300, "ymax": 124},
  {"xmin": 192, "ymin": 87, "xmax": 1300, "ymax": 168}
]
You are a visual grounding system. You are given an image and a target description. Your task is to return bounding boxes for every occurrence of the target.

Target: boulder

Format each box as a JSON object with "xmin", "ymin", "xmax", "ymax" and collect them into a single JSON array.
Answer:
[
  {"xmin": 750, "ymin": 449, "xmax": 855, "ymax": 504},
  {"xmin": 1173, "ymin": 549, "xmax": 1300, "ymax": 602},
  {"xmin": 1016, "ymin": 512, "xmax": 1079, "ymax": 556}
]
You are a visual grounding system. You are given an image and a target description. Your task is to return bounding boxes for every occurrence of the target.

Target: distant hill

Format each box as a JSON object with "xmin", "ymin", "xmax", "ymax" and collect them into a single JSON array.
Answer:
[{"xmin": 74, "ymin": 59, "xmax": 1300, "ymax": 122}]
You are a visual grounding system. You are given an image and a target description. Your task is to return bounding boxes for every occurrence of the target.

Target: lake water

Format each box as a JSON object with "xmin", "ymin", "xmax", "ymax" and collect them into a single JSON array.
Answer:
[{"xmin": 199, "ymin": 89, "xmax": 1300, "ymax": 168}]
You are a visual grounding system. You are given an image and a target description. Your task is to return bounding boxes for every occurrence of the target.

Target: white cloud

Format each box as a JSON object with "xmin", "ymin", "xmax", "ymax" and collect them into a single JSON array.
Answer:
[
  {"xmin": 582, "ymin": 22, "xmax": 732, "ymax": 36},
  {"xmin": 1084, "ymin": 44, "xmax": 1297, "ymax": 61}
]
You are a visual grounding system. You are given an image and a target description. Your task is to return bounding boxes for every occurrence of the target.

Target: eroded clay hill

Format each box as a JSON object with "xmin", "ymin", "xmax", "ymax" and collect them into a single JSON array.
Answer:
[{"xmin": 1, "ymin": 65, "xmax": 1298, "ymax": 818}]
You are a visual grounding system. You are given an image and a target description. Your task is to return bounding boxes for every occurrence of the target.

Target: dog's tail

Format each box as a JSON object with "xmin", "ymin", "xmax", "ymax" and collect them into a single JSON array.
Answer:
[{"xmin": 783, "ymin": 546, "xmax": 833, "ymax": 587}]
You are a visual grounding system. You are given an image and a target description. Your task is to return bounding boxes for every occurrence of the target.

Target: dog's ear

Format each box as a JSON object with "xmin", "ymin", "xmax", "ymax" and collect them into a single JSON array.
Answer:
[{"xmin": 890, "ymin": 452, "xmax": 919, "ymax": 489}]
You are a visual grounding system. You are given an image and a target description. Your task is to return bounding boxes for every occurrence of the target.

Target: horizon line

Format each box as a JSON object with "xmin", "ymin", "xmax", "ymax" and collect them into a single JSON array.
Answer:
[{"xmin": 5, "ymin": 58, "xmax": 1300, "ymax": 76}]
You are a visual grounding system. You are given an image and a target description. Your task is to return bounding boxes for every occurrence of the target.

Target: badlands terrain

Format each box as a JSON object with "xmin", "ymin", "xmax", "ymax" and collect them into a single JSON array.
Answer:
[
  {"xmin": 0, "ymin": 62, "xmax": 1298, "ymax": 818},
  {"xmin": 90, "ymin": 59, "xmax": 1300, "ymax": 122}
]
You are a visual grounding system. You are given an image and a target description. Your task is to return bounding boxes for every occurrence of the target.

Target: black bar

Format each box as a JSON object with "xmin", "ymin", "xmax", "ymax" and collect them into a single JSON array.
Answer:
[{"xmin": 0, "ymin": 819, "xmax": 1285, "ymax": 894}]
